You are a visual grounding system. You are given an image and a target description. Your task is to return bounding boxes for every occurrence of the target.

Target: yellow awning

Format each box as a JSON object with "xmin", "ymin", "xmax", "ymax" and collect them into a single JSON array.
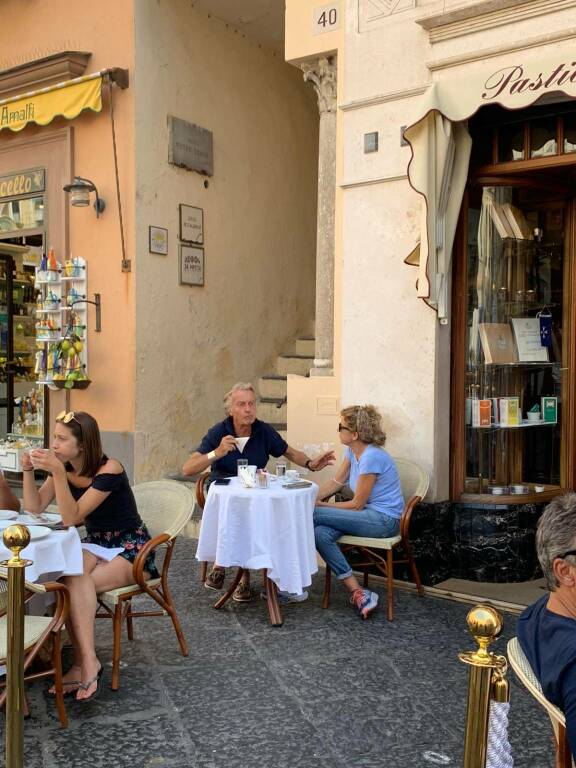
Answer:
[{"xmin": 0, "ymin": 72, "xmax": 104, "ymax": 133}]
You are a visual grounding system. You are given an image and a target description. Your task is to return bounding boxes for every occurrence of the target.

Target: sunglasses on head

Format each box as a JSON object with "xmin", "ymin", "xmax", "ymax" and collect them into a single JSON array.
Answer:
[
  {"xmin": 56, "ymin": 410, "xmax": 78, "ymax": 424},
  {"xmin": 338, "ymin": 423, "xmax": 352, "ymax": 432}
]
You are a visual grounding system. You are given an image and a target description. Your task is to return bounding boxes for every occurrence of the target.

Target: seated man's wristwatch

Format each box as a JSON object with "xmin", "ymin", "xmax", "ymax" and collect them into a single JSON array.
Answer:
[{"xmin": 305, "ymin": 459, "xmax": 315, "ymax": 471}]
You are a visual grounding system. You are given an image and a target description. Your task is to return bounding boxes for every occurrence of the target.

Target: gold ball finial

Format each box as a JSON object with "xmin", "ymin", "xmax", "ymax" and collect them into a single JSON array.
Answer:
[
  {"xmin": 3, "ymin": 524, "xmax": 31, "ymax": 559},
  {"xmin": 466, "ymin": 603, "xmax": 503, "ymax": 659}
]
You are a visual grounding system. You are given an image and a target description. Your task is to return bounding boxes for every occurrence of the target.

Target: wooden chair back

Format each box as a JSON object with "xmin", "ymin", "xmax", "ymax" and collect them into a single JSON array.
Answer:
[
  {"xmin": 393, "ymin": 457, "xmax": 430, "ymax": 540},
  {"xmin": 132, "ymin": 480, "xmax": 195, "ymax": 540},
  {"xmin": 195, "ymin": 472, "xmax": 210, "ymax": 510}
]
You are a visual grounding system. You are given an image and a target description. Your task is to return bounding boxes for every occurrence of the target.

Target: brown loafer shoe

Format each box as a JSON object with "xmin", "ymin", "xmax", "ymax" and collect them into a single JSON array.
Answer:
[
  {"xmin": 232, "ymin": 581, "xmax": 252, "ymax": 602},
  {"xmin": 205, "ymin": 568, "xmax": 225, "ymax": 590}
]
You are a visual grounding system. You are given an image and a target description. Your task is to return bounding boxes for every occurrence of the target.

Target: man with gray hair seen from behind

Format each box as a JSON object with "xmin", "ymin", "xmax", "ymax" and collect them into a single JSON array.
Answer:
[
  {"xmin": 518, "ymin": 493, "xmax": 576, "ymax": 762},
  {"xmin": 183, "ymin": 382, "xmax": 335, "ymax": 602}
]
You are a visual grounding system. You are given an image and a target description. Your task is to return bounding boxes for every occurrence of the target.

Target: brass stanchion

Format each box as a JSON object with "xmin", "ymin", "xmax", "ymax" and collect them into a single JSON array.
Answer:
[
  {"xmin": 459, "ymin": 604, "xmax": 507, "ymax": 768},
  {"xmin": 2, "ymin": 524, "xmax": 31, "ymax": 768}
]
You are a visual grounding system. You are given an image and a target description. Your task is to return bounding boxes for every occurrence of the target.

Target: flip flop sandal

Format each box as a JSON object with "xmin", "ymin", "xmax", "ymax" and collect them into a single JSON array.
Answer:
[{"xmin": 76, "ymin": 668, "xmax": 103, "ymax": 704}]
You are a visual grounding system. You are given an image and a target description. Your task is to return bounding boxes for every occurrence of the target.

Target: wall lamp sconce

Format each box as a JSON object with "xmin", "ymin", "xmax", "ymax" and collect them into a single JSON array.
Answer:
[
  {"xmin": 69, "ymin": 294, "xmax": 102, "ymax": 332},
  {"xmin": 63, "ymin": 177, "xmax": 106, "ymax": 218}
]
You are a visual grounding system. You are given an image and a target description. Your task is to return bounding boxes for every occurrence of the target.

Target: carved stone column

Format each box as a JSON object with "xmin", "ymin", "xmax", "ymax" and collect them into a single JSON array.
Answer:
[{"xmin": 302, "ymin": 57, "xmax": 337, "ymax": 376}]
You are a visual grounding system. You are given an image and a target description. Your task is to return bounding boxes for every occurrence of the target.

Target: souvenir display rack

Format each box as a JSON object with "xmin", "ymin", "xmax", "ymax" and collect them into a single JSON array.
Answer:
[{"xmin": 34, "ymin": 252, "xmax": 89, "ymax": 389}]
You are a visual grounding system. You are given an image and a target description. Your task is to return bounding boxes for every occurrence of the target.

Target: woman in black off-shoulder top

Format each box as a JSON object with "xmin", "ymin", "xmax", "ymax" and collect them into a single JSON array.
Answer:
[{"xmin": 22, "ymin": 410, "xmax": 158, "ymax": 703}]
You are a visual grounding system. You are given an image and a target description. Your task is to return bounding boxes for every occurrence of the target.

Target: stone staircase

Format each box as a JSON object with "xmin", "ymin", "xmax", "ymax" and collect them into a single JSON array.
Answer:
[{"xmin": 257, "ymin": 336, "xmax": 315, "ymax": 438}]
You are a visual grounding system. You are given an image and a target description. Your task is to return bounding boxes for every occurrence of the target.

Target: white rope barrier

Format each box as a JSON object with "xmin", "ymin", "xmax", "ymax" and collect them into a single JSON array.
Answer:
[{"xmin": 486, "ymin": 700, "xmax": 514, "ymax": 768}]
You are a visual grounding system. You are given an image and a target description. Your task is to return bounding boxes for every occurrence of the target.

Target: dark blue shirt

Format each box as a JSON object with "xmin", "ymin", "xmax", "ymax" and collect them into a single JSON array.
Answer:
[
  {"xmin": 196, "ymin": 417, "xmax": 288, "ymax": 477},
  {"xmin": 518, "ymin": 594, "xmax": 576, "ymax": 759}
]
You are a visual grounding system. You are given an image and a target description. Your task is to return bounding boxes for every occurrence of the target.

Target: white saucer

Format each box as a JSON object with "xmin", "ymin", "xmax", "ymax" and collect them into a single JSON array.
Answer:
[
  {"xmin": 26, "ymin": 525, "xmax": 51, "ymax": 541},
  {"xmin": 41, "ymin": 513, "xmax": 62, "ymax": 524},
  {"xmin": 0, "ymin": 510, "xmax": 17, "ymax": 521},
  {"xmin": 16, "ymin": 514, "xmax": 42, "ymax": 525}
]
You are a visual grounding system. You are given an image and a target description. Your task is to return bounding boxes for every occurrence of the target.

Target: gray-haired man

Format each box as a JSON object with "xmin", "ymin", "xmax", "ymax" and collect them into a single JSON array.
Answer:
[
  {"xmin": 183, "ymin": 382, "xmax": 334, "ymax": 601},
  {"xmin": 518, "ymin": 494, "xmax": 576, "ymax": 761}
]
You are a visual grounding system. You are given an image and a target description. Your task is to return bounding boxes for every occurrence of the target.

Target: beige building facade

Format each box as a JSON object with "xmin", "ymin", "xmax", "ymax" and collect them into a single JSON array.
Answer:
[
  {"xmin": 0, "ymin": 0, "xmax": 319, "ymax": 481},
  {"xmin": 286, "ymin": 0, "xmax": 576, "ymax": 511}
]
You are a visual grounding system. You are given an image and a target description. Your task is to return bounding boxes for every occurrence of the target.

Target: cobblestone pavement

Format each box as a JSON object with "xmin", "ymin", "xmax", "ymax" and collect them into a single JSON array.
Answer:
[{"xmin": 2, "ymin": 542, "xmax": 555, "ymax": 768}]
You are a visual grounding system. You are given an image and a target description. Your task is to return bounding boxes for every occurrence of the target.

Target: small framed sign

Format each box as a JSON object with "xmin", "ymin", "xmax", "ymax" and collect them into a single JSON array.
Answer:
[
  {"xmin": 179, "ymin": 204, "xmax": 204, "ymax": 244},
  {"xmin": 179, "ymin": 244, "xmax": 204, "ymax": 286},
  {"xmin": 149, "ymin": 226, "xmax": 168, "ymax": 255}
]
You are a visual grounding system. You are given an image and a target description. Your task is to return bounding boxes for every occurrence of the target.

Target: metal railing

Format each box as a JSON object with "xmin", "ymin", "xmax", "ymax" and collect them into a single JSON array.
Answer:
[{"xmin": 2, "ymin": 524, "xmax": 31, "ymax": 768}]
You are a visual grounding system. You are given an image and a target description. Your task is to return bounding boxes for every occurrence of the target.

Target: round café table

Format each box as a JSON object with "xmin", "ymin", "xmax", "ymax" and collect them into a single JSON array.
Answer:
[
  {"xmin": 0, "ymin": 520, "xmax": 83, "ymax": 583},
  {"xmin": 196, "ymin": 476, "xmax": 318, "ymax": 626}
]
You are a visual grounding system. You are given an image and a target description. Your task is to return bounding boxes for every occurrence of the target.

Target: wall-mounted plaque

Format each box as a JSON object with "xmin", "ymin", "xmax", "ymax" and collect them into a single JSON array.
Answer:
[
  {"xmin": 168, "ymin": 116, "xmax": 213, "ymax": 176},
  {"xmin": 149, "ymin": 225, "xmax": 168, "ymax": 255},
  {"xmin": 179, "ymin": 244, "xmax": 204, "ymax": 286},
  {"xmin": 179, "ymin": 205, "xmax": 203, "ymax": 244}
]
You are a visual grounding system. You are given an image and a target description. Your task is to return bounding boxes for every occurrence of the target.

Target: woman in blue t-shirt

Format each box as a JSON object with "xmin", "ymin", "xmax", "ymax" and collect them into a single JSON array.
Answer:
[{"xmin": 314, "ymin": 405, "xmax": 404, "ymax": 620}]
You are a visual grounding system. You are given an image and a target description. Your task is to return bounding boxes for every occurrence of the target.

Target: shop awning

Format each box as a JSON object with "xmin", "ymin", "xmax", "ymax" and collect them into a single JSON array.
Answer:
[
  {"xmin": 405, "ymin": 54, "xmax": 576, "ymax": 321},
  {"xmin": 0, "ymin": 68, "xmax": 127, "ymax": 134}
]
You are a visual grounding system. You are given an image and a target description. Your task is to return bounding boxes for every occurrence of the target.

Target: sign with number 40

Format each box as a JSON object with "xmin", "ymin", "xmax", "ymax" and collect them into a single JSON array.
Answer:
[{"xmin": 313, "ymin": 3, "xmax": 340, "ymax": 35}]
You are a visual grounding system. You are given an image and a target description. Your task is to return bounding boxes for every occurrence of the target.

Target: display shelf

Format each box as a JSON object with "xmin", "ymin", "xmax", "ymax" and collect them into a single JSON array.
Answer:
[
  {"xmin": 468, "ymin": 420, "xmax": 557, "ymax": 430},
  {"xmin": 60, "ymin": 276, "xmax": 86, "ymax": 282},
  {"xmin": 475, "ymin": 361, "xmax": 560, "ymax": 368}
]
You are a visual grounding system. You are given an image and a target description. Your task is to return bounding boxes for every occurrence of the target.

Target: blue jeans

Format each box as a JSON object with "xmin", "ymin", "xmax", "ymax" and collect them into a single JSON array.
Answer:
[{"xmin": 313, "ymin": 506, "xmax": 400, "ymax": 579}]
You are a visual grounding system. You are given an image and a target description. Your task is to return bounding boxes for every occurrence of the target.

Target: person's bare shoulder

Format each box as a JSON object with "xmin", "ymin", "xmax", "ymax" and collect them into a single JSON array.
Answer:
[{"xmin": 96, "ymin": 458, "xmax": 124, "ymax": 476}]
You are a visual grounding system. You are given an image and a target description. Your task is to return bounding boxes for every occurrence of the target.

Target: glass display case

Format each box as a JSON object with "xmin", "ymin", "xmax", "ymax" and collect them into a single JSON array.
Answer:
[{"xmin": 461, "ymin": 185, "xmax": 565, "ymax": 501}]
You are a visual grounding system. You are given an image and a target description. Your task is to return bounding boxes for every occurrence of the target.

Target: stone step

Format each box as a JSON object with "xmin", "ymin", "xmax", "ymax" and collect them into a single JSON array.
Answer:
[
  {"xmin": 276, "ymin": 355, "xmax": 313, "ymax": 376},
  {"xmin": 258, "ymin": 397, "xmax": 286, "ymax": 423},
  {"xmin": 295, "ymin": 337, "xmax": 315, "ymax": 356},
  {"xmin": 258, "ymin": 375, "xmax": 287, "ymax": 399}
]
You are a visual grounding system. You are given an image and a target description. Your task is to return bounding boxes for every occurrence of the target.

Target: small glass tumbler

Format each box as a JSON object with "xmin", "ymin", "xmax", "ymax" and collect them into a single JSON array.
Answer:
[
  {"xmin": 237, "ymin": 458, "xmax": 248, "ymax": 477},
  {"xmin": 257, "ymin": 470, "xmax": 268, "ymax": 489},
  {"xmin": 276, "ymin": 461, "xmax": 287, "ymax": 478}
]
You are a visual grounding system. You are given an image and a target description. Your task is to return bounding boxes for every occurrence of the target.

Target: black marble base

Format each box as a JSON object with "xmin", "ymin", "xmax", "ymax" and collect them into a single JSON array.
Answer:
[{"xmin": 379, "ymin": 500, "xmax": 546, "ymax": 586}]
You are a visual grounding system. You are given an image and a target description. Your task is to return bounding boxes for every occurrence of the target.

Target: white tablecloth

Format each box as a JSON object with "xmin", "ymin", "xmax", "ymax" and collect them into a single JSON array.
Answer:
[
  {"xmin": 196, "ymin": 477, "xmax": 318, "ymax": 594},
  {"xmin": 0, "ymin": 527, "xmax": 83, "ymax": 583}
]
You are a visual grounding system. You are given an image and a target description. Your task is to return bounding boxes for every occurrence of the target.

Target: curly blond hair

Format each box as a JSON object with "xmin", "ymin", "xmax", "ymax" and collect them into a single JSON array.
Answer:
[{"xmin": 340, "ymin": 405, "xmax": 386, "ymax": 446}]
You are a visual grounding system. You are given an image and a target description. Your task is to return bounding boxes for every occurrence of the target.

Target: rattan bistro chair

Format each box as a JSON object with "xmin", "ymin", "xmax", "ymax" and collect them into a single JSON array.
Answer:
[
  {"xmin": 195, "ymin": 472, "xmax": 211, "ymax": 583},
  {"xmin": 508, "ymin": 637, "xmax": 573, "ymax": 767},
  {"xmin": 322, "ymin": 457, "xmax": 430, "ymax": 621},
  {"xmin": 97, "ymin": 481, "xmax": 195, "ymax": 690},
  {"xmin": 0, "ymin": 573, "xmax": 70, "ymax": 727}
]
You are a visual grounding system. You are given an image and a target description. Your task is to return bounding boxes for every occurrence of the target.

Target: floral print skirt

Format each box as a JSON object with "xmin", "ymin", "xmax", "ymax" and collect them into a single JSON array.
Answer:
[{"xmin": 83, "ymin": 525, "xmax": 159, "ymax": 579}]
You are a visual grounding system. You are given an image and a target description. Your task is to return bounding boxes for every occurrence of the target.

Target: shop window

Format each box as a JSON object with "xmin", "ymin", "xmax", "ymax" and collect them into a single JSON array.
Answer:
[
  {"xmin": 457, "ymin": 185, "xmax": 567, "ymax": 501},
  {"xmin": 530, "ymin": 117, "xmax": 557, "ymax": 159},
  {"xmin": 0, "ymin": 196, "xmax": 44, "ymax": 232},
  {"xmin": 498, "ymin": 123, "xmax": 525, "ymax": 162},
  {"xmin": 564, "ymin": 113, "xmax": 576, "ymax": 154}
]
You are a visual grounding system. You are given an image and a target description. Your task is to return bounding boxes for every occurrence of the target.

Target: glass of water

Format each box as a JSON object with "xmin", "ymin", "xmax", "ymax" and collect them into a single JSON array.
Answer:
[
  {"xmin": 237, "ymin": 458, "xmax": 248, "ymax": 477},
  {"xmin": 276, "ymin": 461, "xmax": 287, "ymax": 479}
]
